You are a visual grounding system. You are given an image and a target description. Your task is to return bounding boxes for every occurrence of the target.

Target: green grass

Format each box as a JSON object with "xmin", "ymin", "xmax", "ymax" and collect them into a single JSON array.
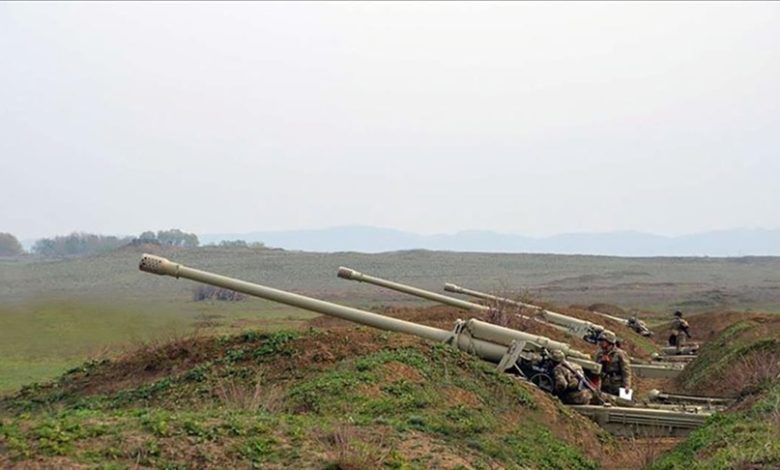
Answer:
[
  {"xmin": 676, "ymin": 319, "xmax": 780, "ymax": 393},
  {"xmin": 651, "ymin": 314, "xmax": 780, "ymax": 469},
  {"xmin": 0, "ymin": 329, "xmax": 605, "ymax": 469},
  {"xmin": 0, "ymin": 300, "xmax": 314, "ymax": 394},
  {"xmin": 650, "ymin": 383, "xmax": 780, "ymax": 469}
]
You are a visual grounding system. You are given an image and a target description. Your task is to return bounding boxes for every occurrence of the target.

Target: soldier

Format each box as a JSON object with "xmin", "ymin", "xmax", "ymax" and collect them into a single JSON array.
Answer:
[
  {"xmin": 594, "ymin": 330, "xmax": 632, "ymax": 396},
  {"xmin": 549, "ymin": 350, "xmax": 593, "ymax": 405},
  {"xmin": 669, "ymin": 310, "xmax": 692, "ymax": 353}
]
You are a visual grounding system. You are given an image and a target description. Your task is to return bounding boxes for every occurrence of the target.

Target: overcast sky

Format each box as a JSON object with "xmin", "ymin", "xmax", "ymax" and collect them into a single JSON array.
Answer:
[{"xmin": 1, "ymin": 2, "xmax": 779, "ymax": 240}]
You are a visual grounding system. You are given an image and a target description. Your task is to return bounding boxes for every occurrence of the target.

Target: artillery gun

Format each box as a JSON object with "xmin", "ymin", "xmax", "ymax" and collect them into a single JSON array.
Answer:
[
  {"xmin": 443, "ymin": 283, "xmax": 655, "ymax": 337},
  {"xmin": 337, "ymin": 267, "xmax": 571, "ymax": 335},
  {"xmin": 338, "ymin": 267, "xmax": 603, "ymax": 343},
  {"xmin": 596, "ymin": 310, "xmax": 653, "ymax": 337},
  {"xmin": 138, "ymin": 254, "xmax": 711, "ymax": 437},
  {"xmin": 442, "ymin": 282, "xmax": 606, "ymax": 344},
  {"xmin": 140, "ymin": 254, "xmax": 598, "ymax": 389},
  {"xmin": 337, "ymin": 268, "xmax": 683, "ymax": 379}
]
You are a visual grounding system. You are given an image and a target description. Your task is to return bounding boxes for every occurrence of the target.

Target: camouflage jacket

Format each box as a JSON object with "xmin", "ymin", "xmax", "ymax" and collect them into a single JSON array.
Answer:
[
  {"xmin": 552, "ymin": 361, "xmax": 583, "ymax": 393},
  {"xmin": 671, "ymin": 318, "xmax": 690, "ymax": 335},
  {"xmin": 594, "ymin": 347, "xmax": 632, "ymax": 389}
]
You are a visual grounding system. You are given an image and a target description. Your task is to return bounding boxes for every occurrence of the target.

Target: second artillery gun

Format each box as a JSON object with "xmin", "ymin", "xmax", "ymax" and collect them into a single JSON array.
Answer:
[
  {"xmin": 337, "ymin": 267, "xmax": 684, "ymax": 378},
  {"xmin": 444, "ymin": 283, "xmax": 653, "ymax": 338}
]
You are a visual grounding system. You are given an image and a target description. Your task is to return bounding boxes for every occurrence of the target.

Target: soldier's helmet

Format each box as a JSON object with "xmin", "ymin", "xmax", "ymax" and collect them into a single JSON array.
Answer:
[
  {"xmin": 550, "ymin": 350, "xmax": 566, "ymax": 362},
  {"xmin": 598, "ymin": 330, "xmax": 617, "ymax": 344},
  {"xmin": 674, "ymin": 310, "xmax": 683, "ymax": 317}
]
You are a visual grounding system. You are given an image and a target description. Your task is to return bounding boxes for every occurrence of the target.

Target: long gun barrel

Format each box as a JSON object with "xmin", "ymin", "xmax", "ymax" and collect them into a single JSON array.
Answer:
[
  {"xmin": 444, "ymin": 283, "xmax": 655, "ymax": 338},
  {"xmin": 139, "ymin": 254, "xmax": 600, "ymax": 376},
  {"xmin": 339, "ymin": 267, "xmax": 575, "ymax": 336},
  {"xmin": 594, "ymin": 311, "xmax": 653, "ymax": 337},
  {"xmin": 338, "ymin": 267, "xmax": 491, "ymax": 313},
  {"xmin": 443, "ymin": 283, "xmax": 604, "ymax": 344},
  {"xmin": 337, "ymin": 267, "xmax": 588, "ymax": 357}
]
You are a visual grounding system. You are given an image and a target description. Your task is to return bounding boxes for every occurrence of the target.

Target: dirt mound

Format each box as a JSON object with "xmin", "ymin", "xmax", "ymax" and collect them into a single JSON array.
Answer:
[
  {"xmin": 683, "ymin": 311, "xmax": 776, "ymax": 343},
  {"xmin": 675, "ymin": 312, "xmax": 780, "ymax": 398},
  {"xmin": 1, "ymin": 326, "xmax": 610, "ymax": 469}
]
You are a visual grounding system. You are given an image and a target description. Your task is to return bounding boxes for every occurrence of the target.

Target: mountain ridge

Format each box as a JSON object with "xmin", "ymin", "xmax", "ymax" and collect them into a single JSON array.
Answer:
[{"xmin": 199, "ymin": 226, "xmax": 780, "ymax": 257}]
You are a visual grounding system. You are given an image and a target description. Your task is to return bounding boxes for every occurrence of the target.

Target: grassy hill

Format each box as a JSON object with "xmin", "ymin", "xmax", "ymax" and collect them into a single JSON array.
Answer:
[
  {"xmin": 649, "ymin": 313, "xmax": 780, "ymax": 469},
  {"xmin": 0, "ymin": 327, "xmax": 611, "ymax": 469}
]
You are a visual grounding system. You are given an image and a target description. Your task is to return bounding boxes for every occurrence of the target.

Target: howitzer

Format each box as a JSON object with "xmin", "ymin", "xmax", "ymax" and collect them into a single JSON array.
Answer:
[
  {"xmin": 581, "ymin": 308, "xmax": 654, "ymax": 337},
  {"xmin": 337, "ymin": 267, "xmax": 571, "ymax": 335},
  {"xmin": 338, "ymin": 269, "xmax": 683, "ymax": 380},
  {"xmin": 445, "ymin": 283, "xmax": 654, "ymax": 337},
  {"xmin": 336, "ymin": 267, "xmax": 601, "ymax": 361},
  {"xmin": 444, "ymin": 283, "xmax": 604, "ymax": 344},
  {"xmin": 139, "ymin": 255, "xmax": 600, "ymax": 390}
]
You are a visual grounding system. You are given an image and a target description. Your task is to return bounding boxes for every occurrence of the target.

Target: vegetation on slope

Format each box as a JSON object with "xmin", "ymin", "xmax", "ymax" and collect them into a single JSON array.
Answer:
[
  {"xmin": 675, "ymin": 313, "xmax": 780, "ymax": 397},
  {"xmin": 650, "ymin": 313, "xmax": 780, "ymax": 469},
  {"xmin": 0, "ymin": 328, "xmax": 610, "ymax": 469}
]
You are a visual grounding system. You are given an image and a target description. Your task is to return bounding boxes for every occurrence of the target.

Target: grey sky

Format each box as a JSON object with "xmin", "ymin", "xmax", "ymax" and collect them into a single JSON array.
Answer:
[{"xmin": 1, "ymin": 2, "xmax": 778, "ymax": 240}]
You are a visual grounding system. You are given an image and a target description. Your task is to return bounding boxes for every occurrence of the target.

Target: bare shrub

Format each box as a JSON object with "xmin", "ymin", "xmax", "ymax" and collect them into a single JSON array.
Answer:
[
  {"xmin": 726, "ymin": 350, "xmax": 780, "ymax": 396},
  {"xmin": 618, "ymin": 433, "xmax": 680, "ymax": 468},
  {"xmin": 323, "ymin": 425, "xmax": 388, "ymax": 470},
  {"xmin": 193, "ymin": 285, "xmax": 246, "ymax": 302},
  {"xmin": 215, "ymin": 375, "xmax": 285, "ymax": 413},
  {"xmin": 486, "ymin": 302, "xmax": 511, "ymax": 327},
  {"xmin": 482, "ymin": 284, "xmax": 534, "ymax": 329}
]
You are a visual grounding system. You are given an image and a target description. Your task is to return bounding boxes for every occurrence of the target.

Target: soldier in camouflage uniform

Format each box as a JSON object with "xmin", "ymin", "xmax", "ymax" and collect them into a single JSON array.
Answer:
[
  {"xmin": 669, "ymin": 310, "xmax": 692, "ymax": 353},
  {"xmin": 550, "ymin": 350, "xmax": 593, "ymax": 405},
  {"xmin": 593, "ymin": 330, "xmax": 632, "ymax": 396}
]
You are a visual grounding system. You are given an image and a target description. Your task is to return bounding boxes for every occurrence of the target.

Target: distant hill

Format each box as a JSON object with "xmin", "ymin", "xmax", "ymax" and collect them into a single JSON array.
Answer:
[{"xmin": 200, "ymin": 226, "xmax": 780, "ymax": 257}]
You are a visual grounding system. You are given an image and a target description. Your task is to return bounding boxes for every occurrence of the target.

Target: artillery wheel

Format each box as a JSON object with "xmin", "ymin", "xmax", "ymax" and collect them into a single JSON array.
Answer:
[{"xmin": 529, "ymin": 373, "xmax": 554, "ymax": 392}]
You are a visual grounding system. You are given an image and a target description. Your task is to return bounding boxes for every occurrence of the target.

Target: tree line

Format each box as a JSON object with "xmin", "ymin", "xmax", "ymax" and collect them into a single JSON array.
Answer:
[
  {"xmin": 1, "ymin": 230, "xmax": 270, "ymax": 257},
  {"xmin": 0, "ymin": 229, "xmax": 203, "ymax": 257}
]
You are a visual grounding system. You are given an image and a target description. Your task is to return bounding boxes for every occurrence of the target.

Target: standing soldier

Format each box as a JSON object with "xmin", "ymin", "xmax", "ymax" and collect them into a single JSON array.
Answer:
[
  {"xmin": 669, "ymin": 310, "xmax": 692, "ymax": 353},
  {"xmin": 594, "ymin": 330, "xmax": 632, "ymax": 396},
  {"xmin": 549, "ymin": 350, "xmax": 593, "ymax": 405}
]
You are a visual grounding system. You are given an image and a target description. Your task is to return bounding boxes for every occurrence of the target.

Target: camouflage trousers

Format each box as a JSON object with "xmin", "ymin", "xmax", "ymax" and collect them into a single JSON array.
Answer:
[
  {"xmin": 559, "ymin": 389, "xmax": 593, "ymax": 405},
  {"xmin": 673, "ymin": 332, "xmax": 686, "ymax": 352}
]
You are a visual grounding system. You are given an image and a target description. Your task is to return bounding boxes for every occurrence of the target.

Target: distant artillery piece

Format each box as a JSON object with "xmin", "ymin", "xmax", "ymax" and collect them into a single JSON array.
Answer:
[
  {"xmin": 589, "ymin": 309, "xmax": 654, "ymax": 338},
  {"xmin": 138, "ymin": 254, "xmax": 714, "ymax": 437},
  {"xmin": 337, "ymin": 267, "xmax": 574, "ymax": 334},
  {"xmin": 337, "ymin": 267, "xmax": 684, "ymax": 379},
  {"xmin": 444, "ymin": 282, "xmax": 654, "ymax": 338},
  {"xmin": 443, "ymin": 282, "xmax": 607, "ymax": 344},
  {"xmin": 442, "ymin": 284, "xmax": 706, "ymax": 357}
]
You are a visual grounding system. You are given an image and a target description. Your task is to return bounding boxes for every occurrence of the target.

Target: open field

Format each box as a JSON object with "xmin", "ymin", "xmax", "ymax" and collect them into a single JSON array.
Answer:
[
  {"xmin": 1, "ymin": 245, "xmax": 779, "ymax": 392},
  {"xmin": 1, "ymin": 247, "xmax": 779, "ymax": 468},
  {"xmin": 3, "ymin": 245, "xmax": 780, "ymax": 310}
]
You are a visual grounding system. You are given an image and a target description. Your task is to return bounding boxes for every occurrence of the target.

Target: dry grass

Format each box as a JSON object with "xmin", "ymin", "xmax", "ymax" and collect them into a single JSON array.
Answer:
[
  {"xmin": 214, "ymin": 374, "xmax": 285, "ymax": 413},
  {"xmin": 727, "ymin": 351, "xmax": 780, "ymax": 397},
  {"xmin": 323, "ymin": 425, "xmax": 388, "ymax": 470},
  {"xmin": 617, "ymin": 434, "xmax": 682, "ymax": 469}
]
